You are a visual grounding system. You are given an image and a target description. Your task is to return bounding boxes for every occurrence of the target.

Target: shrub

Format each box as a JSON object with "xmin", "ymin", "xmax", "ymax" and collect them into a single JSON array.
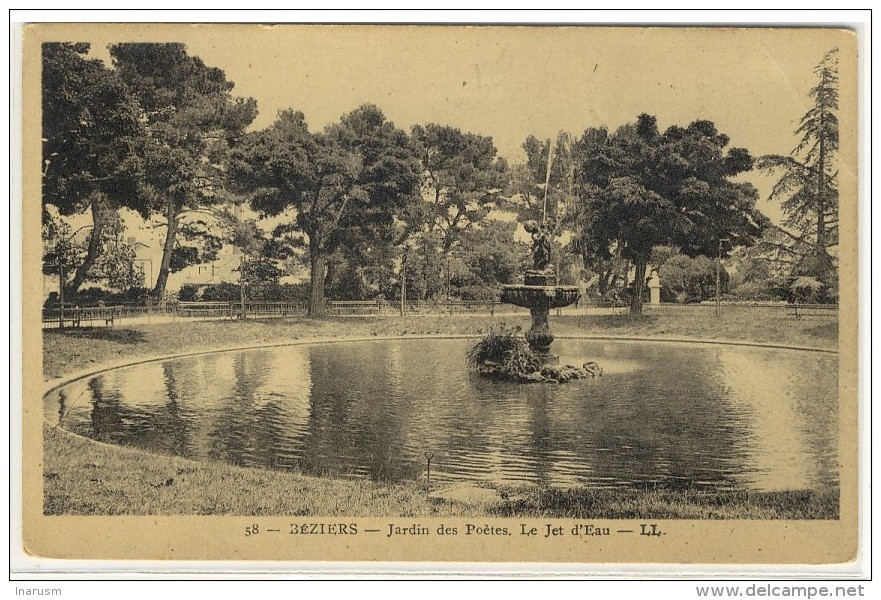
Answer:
[
  {"xmin": 177, "ymin": 284, "xmax": 202, "ymax": 302},
  {"xmin": 466, "ymin": 324, "xmax": 542, "ymax": 379},
  {"xmin": 44, "ymin": 286, "xmax": 151, "ymax": 308},
  {"xmin": 467, "ymin": 324, "xmax": 600, "ymax": 384},
  {"xmin": 174, "ymin": 282, "xmax": 312, "ymax": 303},
  {"xmin": 456, "ymin": 284, "xmax": 502, "ymax": 303},
  {"xmin": 730, "ymin": 281, "xmax": 786, "ymax": 302}
]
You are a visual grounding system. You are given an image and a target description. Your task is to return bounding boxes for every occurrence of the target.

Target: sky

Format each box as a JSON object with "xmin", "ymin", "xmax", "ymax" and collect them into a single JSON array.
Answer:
[
  {"xmin": 36, "ymin": 22, "xmax": 856, "ymax": 257},
  {"xmin": 68, "ymin": 24, "xmax": 854, "ymax": 225}
]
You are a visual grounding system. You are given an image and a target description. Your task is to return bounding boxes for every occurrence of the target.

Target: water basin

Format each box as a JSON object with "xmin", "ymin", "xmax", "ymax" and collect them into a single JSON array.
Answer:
[{"xmin": 45, "ymin": 338, "xmax": 838, "ymax": 492}]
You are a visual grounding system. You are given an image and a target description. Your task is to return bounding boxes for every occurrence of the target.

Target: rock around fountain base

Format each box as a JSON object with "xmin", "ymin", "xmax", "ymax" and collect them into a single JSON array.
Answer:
[
  {"xmin": 475, "ymin": 358, "xmax": 603, "ymax": 384},
  {"xmin": 468, "ymin": 268, "xmax": 602, "ymax": 384}
]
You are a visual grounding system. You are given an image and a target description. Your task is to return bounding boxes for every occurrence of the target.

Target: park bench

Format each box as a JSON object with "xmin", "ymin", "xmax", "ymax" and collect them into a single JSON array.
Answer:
[
  {"xmin": 78, "ymin": 306, "xmax": 116, "ymax": 327},
  {"xmin": 443, "ymin": 300, "xmax": 499, "ymax": 315},
  {"xmin": 43, "ymin": 306, "xmax": 116, "ymax": 328},
  {"xmin": 329, "ymin": 300, "xmax": 382, "ymax": 316},
  {"xmin": 177, "ymin": 301, "xmax": 234, "ymax": 317},
  {"xmin": 787, "ymin": 303, "xmax": 837, "ymax": 319}
]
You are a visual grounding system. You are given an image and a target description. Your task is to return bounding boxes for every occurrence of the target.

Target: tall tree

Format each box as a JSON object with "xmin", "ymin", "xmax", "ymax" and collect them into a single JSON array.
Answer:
[
  {"xmin": 410, "ymin": 124, "xmax": 508, "ymax": 253},
  {"xmin": 90, "ymin": 214, "xmax": 146, "ymax": 292},
  {"xmin": 41, "ymin": 205, "xmax": 145, "ymax": 299},
  {"xmin": 232, "ymin": 105, "xmax": 420, "ymax": 315},
  {"xmin": 450, "ymin": 219, "xmax": 523, "ymax": 301},
  {"xmin": 324, "ymin": 219, "xmax": 405, "ymax": 301},
  {"xmin": 42, "ymin": 42, "xmax": 145, "ymax": 294},
  {"xmin": 575, "ymin": 114, "xmax": 766, "ymax": 315},
  {"xmin": 659, "ymin": 254, "xmax": 730, "ymax": 303},
  {"xmin": 110, "ymin": 43, "xmax": 257, "ymax": 301},
  {"xmin": 513, "ymin": 132, "xmax": 578, "ymax": 226},
  {"xmin": 758, "ymin": 47, "xmax": 839, "ymax": 285}
]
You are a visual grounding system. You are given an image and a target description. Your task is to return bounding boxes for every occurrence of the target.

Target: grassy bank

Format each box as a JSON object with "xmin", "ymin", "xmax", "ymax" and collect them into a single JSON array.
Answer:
[
  {"xmin": 44, "ymin": 425, "xmax": 837, "ymax": 519},
  {"xmin": 491, "ymin": 486, "xmax": 838, "ymax": 520},
  {"xmin": 41, "ymin": 312, "xmax": 838, "ymax": 518},
  {"xmin": 43, "ymin": 425, "xmax": 474, "ymax": 517}
]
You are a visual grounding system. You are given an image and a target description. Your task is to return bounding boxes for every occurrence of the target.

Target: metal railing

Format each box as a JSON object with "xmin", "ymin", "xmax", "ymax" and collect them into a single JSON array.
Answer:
[
  {"xmin": 403, "ymin": 300, "xmax": 506, "ymax": 316},
  {"xmin": 242, "ymin": 301, "xmax": 308, "ymax": 318},
  {"xmin": 42, "ymin": 299, "xmax": 837, "ymax": 329},
  {"xmin": 175, "ymin": 301, "xmax": 309, "ymax": 320},
  {"xmin": 644, "ymin": 301, "xmax": 838, "ymax": 319},
  {"xmin": 41, "ymin": 301, "xmax": 302, "ymax": 328},
  {"xmin": 329, "ymin": 300, "xmax": 383, "ymax": 316},
  {"xmin": 42, "ymin": 306, "xmax": 119, "ymax": 329},
  {"xmin": 175, "ymin": 301, "xmax": 236, "ymax": 319}
]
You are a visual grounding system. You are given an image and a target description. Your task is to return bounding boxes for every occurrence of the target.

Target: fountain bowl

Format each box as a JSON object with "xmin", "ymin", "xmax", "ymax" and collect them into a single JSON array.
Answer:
[{"xmin": 500, "ymin": 284, "xmax": 581, "ymax": 310}]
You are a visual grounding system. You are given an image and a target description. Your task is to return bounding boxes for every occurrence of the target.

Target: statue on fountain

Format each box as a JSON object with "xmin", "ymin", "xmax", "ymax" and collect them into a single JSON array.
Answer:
[
  {"xmin": 523, "ymin": 220, "xmax": 552, "ymax": 271},
  {"xmin": 520, "ymin": 220, "xmax": 558, "ymax": 288}
]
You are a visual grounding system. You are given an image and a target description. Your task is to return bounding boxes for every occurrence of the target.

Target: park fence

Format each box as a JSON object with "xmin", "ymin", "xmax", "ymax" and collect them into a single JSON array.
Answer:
[
  {"xmin": 41, "ymin": 301, "xmax": 307, "ymax": 328},
  {"xmin": 644, "ymin": 301, "xmax": 838, "ymax": 320},
  {"xmin": 41, "ymin": 299, "xmax": 836, "ymax": 329}
]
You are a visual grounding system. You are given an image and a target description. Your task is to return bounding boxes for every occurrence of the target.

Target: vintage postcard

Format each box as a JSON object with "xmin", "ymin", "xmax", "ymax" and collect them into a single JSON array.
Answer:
[{"xmin": 18, "ymin": 22, "xmax": 862, "ymax": 570}]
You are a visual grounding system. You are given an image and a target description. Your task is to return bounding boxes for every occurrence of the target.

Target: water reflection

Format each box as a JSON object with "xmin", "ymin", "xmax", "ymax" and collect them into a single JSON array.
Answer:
[{"xmin": 46, "ymin": 339, "xmax": 839, "ymax": 492}]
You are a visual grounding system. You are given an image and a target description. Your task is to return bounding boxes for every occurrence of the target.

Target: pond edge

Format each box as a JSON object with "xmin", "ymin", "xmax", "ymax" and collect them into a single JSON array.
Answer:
[{"xmin": 42, "ymin": 332, "xmax": 838, "ymax": 400}]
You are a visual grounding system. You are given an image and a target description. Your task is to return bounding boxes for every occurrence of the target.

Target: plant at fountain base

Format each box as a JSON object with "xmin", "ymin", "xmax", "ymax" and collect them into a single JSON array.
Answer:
[{"xmin": 467, "ymin": 325, "xmax": 602, "ymax": 384}]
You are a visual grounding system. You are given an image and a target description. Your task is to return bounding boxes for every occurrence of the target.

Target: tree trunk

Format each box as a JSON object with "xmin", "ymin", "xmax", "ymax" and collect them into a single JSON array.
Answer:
[
  {"xmin": 629, "ymin": 256, "xmax": 648, "ymax": 316},
  {"xmin": 422, "ymin": 249, "xmax": 431, "ymax": 301},
  {"xmin": 815, "ymin": 134, "xmax": 830, "ymax": 283},
  {"xmin": 324, "ymin": 256, "xmax": 337, "ymax": 294},
  {"xmin": 816, "ymin": 140, "xmax": 826, "ymax": 250},
  {"xmin": 308, "ymin": 240, "xmax": 327, "ymax": 317},
  {"xmin": 153, "ymin": 201, "xmax": 179, "ymax": 303},
  {"xmin": 596, "ymin": 264, "xmax": 610, "ymax": 297},
  {"xmin": 66, "ymin": 199, "xmax": 105, "ymax": 296},
  {"xmin": 442, "ymin": 227, "xmax": 456, "ymax": 254}
]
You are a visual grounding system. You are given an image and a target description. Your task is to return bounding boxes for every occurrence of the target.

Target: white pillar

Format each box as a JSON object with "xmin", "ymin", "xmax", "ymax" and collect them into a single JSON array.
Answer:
[{"xmin": 648, "ymin": 270, "xmax": 662, "ymax": 305}]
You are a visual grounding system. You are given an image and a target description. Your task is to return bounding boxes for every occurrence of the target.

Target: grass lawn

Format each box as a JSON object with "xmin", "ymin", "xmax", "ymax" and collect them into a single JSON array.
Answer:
[{"xmin": 40, "ymin": 311, "xmax": 839, "ymax": 518}]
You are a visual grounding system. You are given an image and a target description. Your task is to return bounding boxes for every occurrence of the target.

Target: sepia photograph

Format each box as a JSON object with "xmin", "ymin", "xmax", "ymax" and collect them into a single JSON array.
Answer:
[{"xmin": 16, "ymin": 20, "xmax": 862, "ymax": 568}]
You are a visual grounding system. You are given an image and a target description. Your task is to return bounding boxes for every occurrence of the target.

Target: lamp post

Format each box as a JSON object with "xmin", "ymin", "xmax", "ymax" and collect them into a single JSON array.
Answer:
[
  {"xmin": 716, "ymin": 238, "xmax": 730, "ymax": 318},
  {"xmin": 239, "ymin": 253, "xmax": 247, "ymax": 320},
  {"xmin": 400, "ymin": 251, "xmax": 407, "ymax": 317},
  {"xmin": 445, "ymin": 254, "xmax": 451, "ymax": 303}
]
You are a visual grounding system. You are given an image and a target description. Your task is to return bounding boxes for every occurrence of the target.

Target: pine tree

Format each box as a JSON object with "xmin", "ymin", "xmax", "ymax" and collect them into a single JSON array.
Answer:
[{"xmin": 759, "ymin": 47, "xmax": 839, "ymax": 285}]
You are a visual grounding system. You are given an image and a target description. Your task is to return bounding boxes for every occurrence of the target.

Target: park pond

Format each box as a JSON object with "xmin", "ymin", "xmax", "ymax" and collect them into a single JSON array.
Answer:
[{"xmin": 45, "ymin": 338, "xmax": 838, "ymax": 493}]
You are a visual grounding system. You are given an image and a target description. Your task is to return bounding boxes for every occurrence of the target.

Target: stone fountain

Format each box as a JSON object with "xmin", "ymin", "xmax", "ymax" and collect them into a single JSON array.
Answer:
[{"xmin": 500, "ymin": 220, "xmax": 582, "ymax": 364}]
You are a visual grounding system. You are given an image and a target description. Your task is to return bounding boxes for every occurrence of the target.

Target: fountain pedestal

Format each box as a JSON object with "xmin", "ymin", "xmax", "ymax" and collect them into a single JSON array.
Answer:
[
  {"xmin": 501, "ymin": 269, "xmax": 580, "ymax": 364},
  {"xmin": 525, "ymin": 302, "xmax": 557, "ymax": 364}
]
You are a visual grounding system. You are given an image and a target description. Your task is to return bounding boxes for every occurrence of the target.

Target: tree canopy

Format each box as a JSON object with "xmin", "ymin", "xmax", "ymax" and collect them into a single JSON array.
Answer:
[
  {"xmin": 574, "ymin": 114, "xmax": 766, "ymax": 314},
  {"xmin": 42, "ymin": 42, "xmax": 803, "ymax": 313},
  {"xmin": 231, "ymin": 105, "xmax": 421, "ymax": 315},
  {"xmin": 110, "ymin": 42, "xmax": 258, "ymax": 301},
  {"xmin": 410, "ymin": 123, "xmax": 508, "ymax": 253},
  {"xmin": 42, "ymin": 43, "xmax": 144, "ymax": 214},
  {"xmin": 42, "ymin": 42, "xmax": 146, "ymax": 294}
]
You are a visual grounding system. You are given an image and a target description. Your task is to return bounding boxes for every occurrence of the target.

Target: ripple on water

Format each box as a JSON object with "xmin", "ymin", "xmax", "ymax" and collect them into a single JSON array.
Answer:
[{"xmin": 46, "ymin": 338, "xmax": 839, "ymax": 492}]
